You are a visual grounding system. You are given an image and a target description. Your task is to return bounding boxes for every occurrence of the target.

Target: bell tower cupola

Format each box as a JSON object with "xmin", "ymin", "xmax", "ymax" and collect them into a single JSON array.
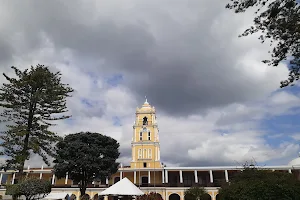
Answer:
[{"xmin": 130, "ymin": 98, "xmax": 162, "ymax": 168}]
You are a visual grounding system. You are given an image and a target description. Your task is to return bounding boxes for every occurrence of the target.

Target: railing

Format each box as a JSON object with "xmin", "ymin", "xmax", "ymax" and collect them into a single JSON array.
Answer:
[
  {"xmin": 50, "ymin": 182, "xmax": 223, "ymax": 188},
  {"xmin": 0, "ymin": 180, "xmax": 227, "ymax": 189}
]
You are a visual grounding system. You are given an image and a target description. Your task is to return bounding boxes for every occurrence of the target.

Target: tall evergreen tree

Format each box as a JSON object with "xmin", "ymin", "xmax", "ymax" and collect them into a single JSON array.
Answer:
[
  {"xmin": 0, "ymin": 65, "xmax": 74, "ymax": 175},
  {"xmin": 226, "ymin": 0, "xmax": 300, "ymax": 87}
]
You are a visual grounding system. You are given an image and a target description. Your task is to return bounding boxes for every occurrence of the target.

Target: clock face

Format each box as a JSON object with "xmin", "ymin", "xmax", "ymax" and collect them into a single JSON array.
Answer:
[{"xmin": 143, "ymin": 127, "xmax": 147, "ymax": 132}]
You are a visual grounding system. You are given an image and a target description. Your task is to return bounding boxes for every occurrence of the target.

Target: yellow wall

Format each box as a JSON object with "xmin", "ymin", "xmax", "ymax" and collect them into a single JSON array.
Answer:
[{"xmin": 109, "ymin": 171, "xmax": 163, "ymax": 185}]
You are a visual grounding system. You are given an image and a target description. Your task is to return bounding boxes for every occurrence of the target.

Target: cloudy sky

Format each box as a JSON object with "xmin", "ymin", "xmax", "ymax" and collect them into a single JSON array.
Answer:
[{"xmin": 1, "ymin": 0, "xmax": 300, "ymax": 168}]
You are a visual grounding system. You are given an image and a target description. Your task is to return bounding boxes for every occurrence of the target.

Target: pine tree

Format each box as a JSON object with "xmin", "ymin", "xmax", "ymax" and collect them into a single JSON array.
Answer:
[{"xmin": 0, "ymin": 65, "xmax": 74, "ymax": 176}]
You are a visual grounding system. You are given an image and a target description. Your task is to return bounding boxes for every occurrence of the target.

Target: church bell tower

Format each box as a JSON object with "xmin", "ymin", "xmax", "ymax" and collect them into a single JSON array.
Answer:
[{"xmin": 130, "ymin": 98, "xmax": 162, "ymax": 168}]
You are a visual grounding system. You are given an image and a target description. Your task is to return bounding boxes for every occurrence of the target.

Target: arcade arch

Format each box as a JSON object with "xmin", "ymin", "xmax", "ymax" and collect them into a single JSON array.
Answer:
[{"xmin": 169, "ymin": 193, "xmax": 180, "ymax": 200}]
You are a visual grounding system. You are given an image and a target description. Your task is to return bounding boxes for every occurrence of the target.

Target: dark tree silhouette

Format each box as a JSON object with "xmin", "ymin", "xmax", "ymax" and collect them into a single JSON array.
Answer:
[
  {"xmin": 53, "ymin": 132, "xmax": 120, "ymax": 196},
  {"xmin": 226, "ymin": 0, "xmax": 300, "ymax": 87}
]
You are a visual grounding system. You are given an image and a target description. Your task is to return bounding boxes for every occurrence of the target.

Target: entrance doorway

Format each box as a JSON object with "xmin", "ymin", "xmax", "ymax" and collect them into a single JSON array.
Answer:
[{"xmin": 141, "ymin": 176, "xmax": 148, "ymax": 186}]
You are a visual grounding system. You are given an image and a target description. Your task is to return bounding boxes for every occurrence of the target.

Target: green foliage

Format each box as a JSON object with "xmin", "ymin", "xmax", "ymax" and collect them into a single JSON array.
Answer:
[
  {"xmin": 5, "ymin": 184, "xmax": 21, "ymax": 200},
  {"xmin": 137, "ymin": 192, "xmax": 163, "ymax": 200},
  {"xmin": 184, "ymin": 186, "xmax": 208, "ymax": 200},
  {"xmin": 226, "ymin": 0, "xmax": 300, "ymax": 87},
  {"xmin": 18, "ymin": 176, "xmax": 51, "ymax": 200},
  {"xmin": 0, "ymin": 65, "xmax": 73, "ymax": 173},
  {"xmin": 5, "ymin": 177, "xmax": 51, "ymax": 200},
  {"xmin": 53, "ymin": 132, "xmax": 120, "ymax": 196},
  {"xmin": 80, "ymin": 194, "xmax": 90, "ymax": 200},
  {"xmin": 218, "ymin": 167, "xmax": 300, "ymax": 200}
]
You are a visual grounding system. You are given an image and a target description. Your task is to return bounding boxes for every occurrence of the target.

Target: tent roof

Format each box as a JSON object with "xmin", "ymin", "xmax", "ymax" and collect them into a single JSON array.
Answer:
[
  {"xmin": 42, "ymin": 192, "xmax": 70, "ymax": 200},
  {"xmin": 100, "ymin": 177, "xmax": 144, "ymax": 196}
]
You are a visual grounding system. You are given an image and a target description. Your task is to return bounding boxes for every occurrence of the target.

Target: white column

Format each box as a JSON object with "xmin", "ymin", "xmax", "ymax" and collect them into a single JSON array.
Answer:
[
  {"xmin": 288, "ymin": 169, "xmax": 292, "ymax": 173},
  {"xmin": 134, "ymin": 171, "xmax": 137, "ymax": 184},
  {"xmin": 12, "ymin": 173, "xmax": 15, "ymax": 184},
  {"xmin": 209, "ymin": 170, "xmax": 213, "ymax": 183},
  {"xmin": 51, "ymin": 174, "xmax": 55, "ymax": 185},
  {"xmin": 194, "ymin": 170, "xmax": 198, "ymax": 183},
  {"xmin": 158, "ymin": 150, "xmax": 160, "ymax": 160},
  {"xmin": 0, "ymin": 173, "xmax": 3, "ymax": 185},
  {"xmin": 39, "ymin": 165, "xmax": 43, "ymax": 179},
  {"xmin": 179, "ymin": 170, "xmax": 183, "ymax": 183},
  {"xmin": 120, "ymin": 171, "xmax": 123, "ymax": 179},
  {"xmin": 106, "ymin": 177, "xmax": 109, "ymax": 184},
  {"xmin": 65, "ymin": 172, "xmax": 68, "ymax": 184},
  {"xmin": 26, "ymin": 165, "xmax": 30, "ymax": 177},
  {"xmin": 165, "ymin": 170, "xmax": 168, "ymax": 183},
  {"xmin": 148, "ymin": 171, "xmax": 151, "ymax": 184},
  {"xmin": 225, "ymin": 170, "xmax": 229, "ymax": 182},
  {"xmin": 162, "ymin": 170, "xmax": 165, "ymax": 183}
]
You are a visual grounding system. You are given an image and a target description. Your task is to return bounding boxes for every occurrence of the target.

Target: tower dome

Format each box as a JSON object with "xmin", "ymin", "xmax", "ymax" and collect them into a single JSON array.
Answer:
[
  {"xmin": 288, "ymin": 152, "xmax": 300, "ymax": 166},
  {"xmin": 142, "ymin": 96, "xmax": 150, "ymax": 106},
  {"xmin": 136, "ymin": 97, "xmax": 155, "ymax": 113}
]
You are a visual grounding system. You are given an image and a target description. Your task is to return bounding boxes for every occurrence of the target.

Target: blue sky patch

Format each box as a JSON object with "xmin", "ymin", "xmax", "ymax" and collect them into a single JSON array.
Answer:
[
  {"xmin": 65, "ymin": 118, "xmax": 75, "ymax": 125},
  {"xmin": 106, "ymin": 74, "xmax": 123, "ymax": 87},
  {"xmin": 112, "ymin": 116, "xmax": 122, "ymax": 126},
  {"xmin": 261, "ymin": 113, "xmax": 300, "ymax": 147},
  {"xmin": 81, "ymin": 98, "xmax": 94, "ymax": 108}
]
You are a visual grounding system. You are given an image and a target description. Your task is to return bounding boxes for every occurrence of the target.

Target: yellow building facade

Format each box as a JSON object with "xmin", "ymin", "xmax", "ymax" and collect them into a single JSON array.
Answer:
[
  {"xmin": 0, "ymin": 100, "xmax": 300, "ymax": 200},
  {"xmin": 130, "ymin": 99, "xmax": 162, "ymax": 169}
]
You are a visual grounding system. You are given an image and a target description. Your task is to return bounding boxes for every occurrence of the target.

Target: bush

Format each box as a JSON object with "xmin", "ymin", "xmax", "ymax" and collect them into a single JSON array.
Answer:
[
  {"xmin": 184, "ymin": 186, "xmax": 208, "ymax": 200},
  {"xmin": 80, "ymin": 194, "xmax": 90, "ymax": 200},
  {"xmin": 137, "ymin": 192, "xmax": 163, "ymax": 200},
  {"xmin": 5, "ymin": 184, "xmax": 21, "ymax": 200},
  {"xmin": 6, "ymin": 177, "xmax": 51, "ymax": 200}
]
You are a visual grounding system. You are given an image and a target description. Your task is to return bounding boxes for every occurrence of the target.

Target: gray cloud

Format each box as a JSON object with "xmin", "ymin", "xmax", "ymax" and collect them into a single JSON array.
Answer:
[{"xmin": 0, "ymin": 0, "xmax": 287, "ymax": 117}]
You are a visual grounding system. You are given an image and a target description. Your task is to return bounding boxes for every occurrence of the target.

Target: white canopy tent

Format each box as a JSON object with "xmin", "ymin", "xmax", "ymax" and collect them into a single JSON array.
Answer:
[
  {"xmin": 100, "ymin": 177, "xmax": 144, "ymax": 196},
  {"xmin": 42, "ymin": 192, "xmax": 70, "ymax": 200}
]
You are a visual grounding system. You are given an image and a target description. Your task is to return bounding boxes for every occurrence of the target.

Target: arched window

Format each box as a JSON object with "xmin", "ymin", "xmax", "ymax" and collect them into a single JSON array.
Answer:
[
  {"xmin": 138, "ymin": 149, "xmax": 142, "ymax": 159},
  {"xmin": 143, "ymin": 117, "xmax": 148, "ymax": 125},
  {"xmin": 148, "ymin": 131, "xmax": 151, "ymax": 140},
  {"xmin": 139, "ymin": 132, "xmax": 143, "ymax": 140},
  {"xmin": 148, "ymin": 149, "xmax": 152, "ymax": 159}
]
